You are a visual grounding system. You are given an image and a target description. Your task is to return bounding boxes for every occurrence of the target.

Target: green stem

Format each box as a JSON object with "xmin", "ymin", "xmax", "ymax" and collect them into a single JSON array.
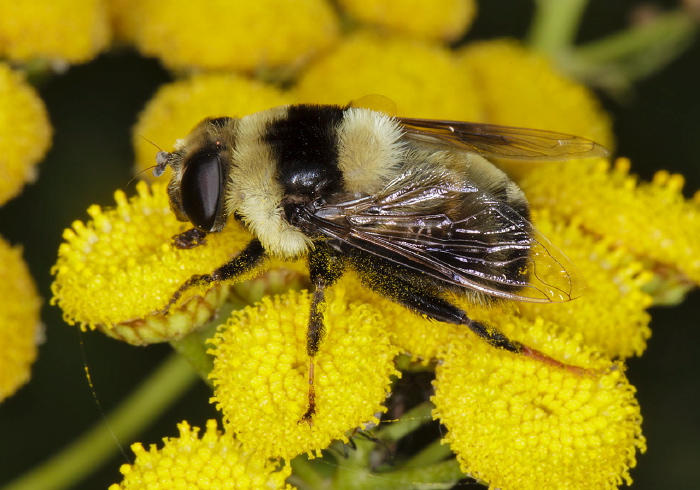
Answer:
[
  {"xmin": 335, "ymin": 458, "xmax": 464, "ymax": 490},
  {"xmin": 170, "ymin": 331, "xmax": 215, "ymax": 387},
  {"xmin": 376, "ymin": 402, "xmax": 434, "ymax": 443},
  {"xmin": 402, "ymin": 438, "xmax": 455, "ymax": 470},
  {"xmin": 2, "ymin": 354, "xmax": 199, "ymax": 490},
  {"xmin": 168, "ymin": 300, "xmax": 241, "ymax": 387},
  {"xmin": 528, "ymin": 0, "xmax": 589, "ymax": 54},
  {"xmin": 289, "ymin": 456, "xmax": 327, "ymax": 490},
  {"xmin": 568, "ymin": 10, "xmax": 696, "ymax": 82}
]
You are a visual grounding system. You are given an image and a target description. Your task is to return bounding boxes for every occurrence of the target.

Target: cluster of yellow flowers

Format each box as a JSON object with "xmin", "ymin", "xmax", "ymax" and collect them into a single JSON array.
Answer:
[{"xmin": 3, "ymin": 1, "xmax": 699, "ymax": 489}]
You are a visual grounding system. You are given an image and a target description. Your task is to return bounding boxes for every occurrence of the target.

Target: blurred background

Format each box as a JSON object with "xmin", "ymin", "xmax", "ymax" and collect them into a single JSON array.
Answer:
[{"xmin": 0, "ymin": 1, "xmax": 698, "ymax": 488}]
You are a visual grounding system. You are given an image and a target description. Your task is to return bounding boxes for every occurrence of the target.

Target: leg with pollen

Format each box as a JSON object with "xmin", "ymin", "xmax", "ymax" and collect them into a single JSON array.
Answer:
[{"xmin": 299, "ymin": 245, "xmax": 345, "ymax": 423}]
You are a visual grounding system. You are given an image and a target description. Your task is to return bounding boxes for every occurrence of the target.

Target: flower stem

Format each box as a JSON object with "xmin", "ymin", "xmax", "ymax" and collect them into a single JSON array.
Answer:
[
  {"xmin": 289, "ymin": 456, "xmax": 327, "ymax": 490},
  {"xmin": 2, "ymin": 354, "xmax": 199, "ymax": 490},
  {"xmin": 402, "ymin": 438, "xmax": 455, "ymax": 470},
  {"xmin": 528, "ymin": 0, "xmax": 589, "ymax": 54},
  {"xmin": 169, "ymin": 300, "xmax": 239, "ymax": 387},
  {"xmin": 567, "ymin": 10, "xmax": 696, "ymax": 86},
  {"xmin": 376, "ymin": 402, "xmax": 434, "ymax": 443},
  {"xmin": 334, "ymin": 458, "xmax": 464, "ymax": 490},
  {"xmin": 170, "ymin": 331, "xmax": 215, "ymax": 387}
]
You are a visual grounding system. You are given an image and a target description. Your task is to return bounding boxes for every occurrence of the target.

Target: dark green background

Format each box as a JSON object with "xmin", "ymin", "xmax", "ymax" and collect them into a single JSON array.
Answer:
[{"xmin": 0, "ymin": 2, "xmax": 698, "ymax": 488}]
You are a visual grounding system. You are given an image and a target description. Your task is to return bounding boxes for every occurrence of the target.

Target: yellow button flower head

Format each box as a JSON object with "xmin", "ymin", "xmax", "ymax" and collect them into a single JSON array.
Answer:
[
  {"xmin": 128, "ymin": 0, "xmax": 339, "ymax": 72},
  {"xmin": 208, "ymin": 287, "xmax": 400, "ymax": 460},
  {"xmin": 341, "ymin": 272, "xmax": 465, "ymax": 362},
  {"xmin": 133, "ymin": 73, "xmax": 292, "ymax": 178},
  {"xmin": 105, "ymin": 0, "xmax": 141, "ymax": 42},
  {"xmin": 0, "ymin": 0, "xmax": 110, "ymax": 64},
  {"xmin": 517, "ymin": 208, "xmax": 654, "ymax": 359},
  {"xmin": 0, "ymin": 236, "xmax": 42, "ymax": 402},
  {"xmin": 522, "ymin": 158, "xmax": 700, "ymax": 301},
  {"xmin": 457, "ymin": 39, "xmax": 613, "ymax": 153},
  {"xmin": 110, "ymin": 420, "xmax": 295, "ymax": 490},
  {"xmin": 295, "ymin": 31, "xmax": 481, "ymax": 120},
  {"xmin": 51, "ymin": 182, "xmax": 254, "ymax": 344},
  {"xmin": 0, "ymin": 63, "xmax": 52, "ymax": 206},
  {"xmin": 433, "ymin": 318, "xmax": 645, "ymax": 490},
  {"xmin": 338, "ymin": 0, "xmax": 477, "ymax": 42}
]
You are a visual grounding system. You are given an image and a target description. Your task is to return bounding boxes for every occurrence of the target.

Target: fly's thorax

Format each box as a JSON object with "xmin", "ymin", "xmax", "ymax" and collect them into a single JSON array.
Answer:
[
  {"xmin": 225, "ymin": 105, "xmax": 408, "ymax": 259},
  {"xmin": 336, "ymin": 107, "xmax": 406, "ymax": 194},
  {"xmin": 225, "ymin": 105, "xmax": 313, "ymax": 259}
]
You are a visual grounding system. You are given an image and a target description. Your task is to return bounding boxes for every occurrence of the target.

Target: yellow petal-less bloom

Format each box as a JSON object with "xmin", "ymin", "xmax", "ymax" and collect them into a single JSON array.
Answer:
[
  {"xmin": 105, "ymin": 0, "xmax": 141, "ymax": 42},
  {"xmin": 522, "ymin": 158, "xmax": 700, "ymax": 299},
  {"xmin": 517, "ymin": 208, "xmax": 654, "ymax": 359},
  {"xmin": 456, "ymin": 40, "xmax": 613, "ymax": 151},
  {"xmin": 133, "ymin": 73, "xmax": 292, "ymax": 178},
  {"xmin": 109, "ymin": 420, "xmax": 295, "ymax": 490},
  {"xmin": 0, "ymin": 63, "xmax": 52, "ymax": 206},
  {"xmin": 208, "ymin": 288, "xmax": 401, "ymax": 460},
  {"xmin": 433, "ymin": 320, "xmax": 645, "ymax": 490},
  {"xmin": 51, "ymin": 182, "xmax": 255, "ymax": 344},
  {"xmin": 343, "ymin": 201, "xmax": 653, "ymax": 362},
  {"xmin": 129, "ymin": 0, "xmax": 339, "ymax": 72},
  {"xmin": 340, "ymin": 272, "xmax": 464, "ymax": 362},
  {"xmin": 295, "ymin": 31, "xmax": 482, "ymax": 120},
  {"xmin": 0, "ymin": 0, "xmax": 110, "ymax": 64},
  {"xmin": 0, "ymin": 236, "xmax": 42, "ymax": 402},
  {"xmin": 338, "ymin": 0, "xmax": 476, "ymax": 42}
]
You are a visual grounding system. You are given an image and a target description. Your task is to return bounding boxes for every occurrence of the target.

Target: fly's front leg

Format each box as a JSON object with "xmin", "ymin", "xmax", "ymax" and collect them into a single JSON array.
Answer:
[
  {"xmin": 173, "ymin": 227, "xmax": 208, "ymax": 249},
  {"xmin": 161, "ymin": 239, "xmax": 266, "ymax": 314},
  {"xmin": 299, "ymin": 245, "xmax": 345, "ymax": 424}
]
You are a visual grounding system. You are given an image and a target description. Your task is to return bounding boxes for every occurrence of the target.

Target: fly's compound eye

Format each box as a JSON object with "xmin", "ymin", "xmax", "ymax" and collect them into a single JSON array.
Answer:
[{"xmin": 180, "ymin": 152, "xmax": 222, "ymax": 232}]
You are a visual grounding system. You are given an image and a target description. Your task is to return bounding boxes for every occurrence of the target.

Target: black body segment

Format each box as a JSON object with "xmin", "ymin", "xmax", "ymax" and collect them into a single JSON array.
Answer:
[{"xmin": 265, "ymin": 104, "xmax": 346, "ymax": 198}]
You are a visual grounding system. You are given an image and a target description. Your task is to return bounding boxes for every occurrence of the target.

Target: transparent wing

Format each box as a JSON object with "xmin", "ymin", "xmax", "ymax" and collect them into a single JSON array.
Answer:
[
  {"xmin": 399, "ymin": 117, "xmax": 609, "ymax": 160},
  {"xmin": 308, "ymin": 182, "xmax": 585, "ymax": 303}
]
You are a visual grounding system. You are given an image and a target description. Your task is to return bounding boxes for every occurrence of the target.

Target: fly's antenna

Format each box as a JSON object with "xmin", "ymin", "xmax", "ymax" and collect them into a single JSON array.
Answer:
[
  {"xmin": 153, "ymin": 150, "xmax": 170, "ymax": 177},
  {"xmin": 139, "ymin": 135, "xmax": 171, "ymax": 177},
  {"xmin": 125, "ymin": 137, "xmax": 171, "ymax": 188},
  {"xmin": 126, "ymin": 164, "xmax": 161, "ymax": 189}
]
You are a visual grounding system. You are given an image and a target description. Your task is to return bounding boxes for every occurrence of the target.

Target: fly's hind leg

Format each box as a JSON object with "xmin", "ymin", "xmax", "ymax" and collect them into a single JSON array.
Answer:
[{"xmin": 357, "ymin": 261, "xmax": 588, "ymax": 376}]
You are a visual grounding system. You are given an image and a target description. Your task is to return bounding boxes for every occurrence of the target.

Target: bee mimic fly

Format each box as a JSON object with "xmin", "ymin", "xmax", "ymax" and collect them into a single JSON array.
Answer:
[{"xmin": 154, "ymin": 97, "xmax": 608, "ymax": 422}]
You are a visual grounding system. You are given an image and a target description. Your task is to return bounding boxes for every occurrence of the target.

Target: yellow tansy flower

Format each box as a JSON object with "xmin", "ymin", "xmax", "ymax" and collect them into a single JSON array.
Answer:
[
  {"xmin": 128, "ymin": 0, "xmax": 339, "ymax": 72},
  {"xmin": 208, "ymin": 288, "xmax": 400, "ymax": 460},
  {"xmin": 0, "ymin": 236, "xmax": 42, "ymax": 402},
  {"xmin": 522, "ymin": 158, "xmax": 700, "ymax": 299},
  {"xmin": 517, "ymin": 208, "xmax": 654, "ymax": 359},
  {"xmin": 0, "ymin": 0, "xmax": 110, "ymax": 64},
  {"xmin": 0, "ymin": 63, "xmax": 52, "ymax": 206},
  {"xmin": 51, "ymin": 182, "xmax": 254, "ymax": 344},
  {"xmin": 133, "ymin": 73, "xmax": 292, "ymax": 178},
  {"xmin": 457, "ymin": 39, "xmax": 613, "ymax": 152},
  {"xmin": 338, "ymin": 0, "xmax": 477, "ymax": 42},
  {"xmin": 105, "ymin": 0, "xmax": 141, "ymax": 42},
  {"xmin": 295, "ymin": 31, "xmax": 481, "ymax": 120},
  {"xmin": 110, "ymin": 420, "xmax": 295, "ymax": 490},
  {"xmin": 340, "ymin": 272, "xmax": 464, "ymax": 362},
  {"xmin": 433, "ymin": 322, "xmax": 645, "ymax": 490}
]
